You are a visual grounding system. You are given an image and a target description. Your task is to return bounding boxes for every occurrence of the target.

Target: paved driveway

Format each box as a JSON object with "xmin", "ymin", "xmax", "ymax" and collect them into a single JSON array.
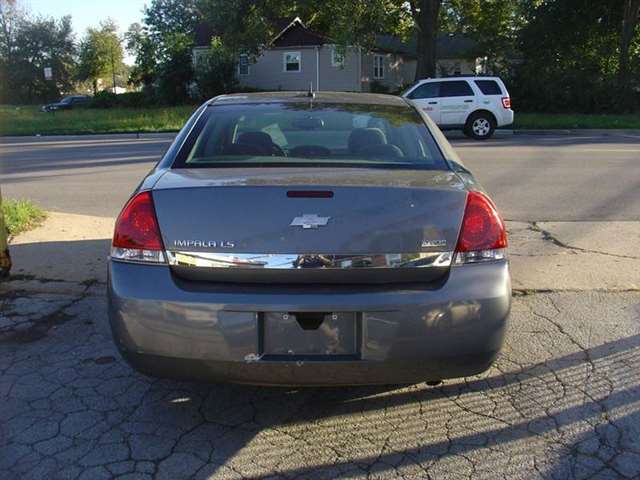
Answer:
[{"xmin": 1, "ymin": 284, "xmax": 639, "ymax": 479}]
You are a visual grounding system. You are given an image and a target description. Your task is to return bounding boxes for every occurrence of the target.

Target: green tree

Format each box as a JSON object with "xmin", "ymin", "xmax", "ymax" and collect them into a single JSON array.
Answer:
[
  {"xmin": 155, "ymin": 32, "xmax": 194, "ymax": 104},
  {"xmin": 440, "ymin": 0, "xmax": 528, "ymax": 73},
  {"xmin": 125, "ymin": 22, "xmax": 156, "ymax": 91},
  {"xmin": 143, "ymin": 0, "xmax": 199, "ymax": 57},
  {"xmin": 142, "ymin": 0, "xmax": 199, "ymax": 103},
  {"xmin": 0, "ymin": 2, "xmax": 77, "ymax": 103},
  {"xmin": 618, "ymin": 0, "xmax": 640, "ymax": 101},
  {"xmin": 194, "ymin": 37, "xmax": 238, "ymax": 99},
  {"xmin": 78, "ymin": 20, "xmax": 124, "ymax": 94},
  {"xmin": 513, "ymin": 0, "xmax": 626, "ymax": 113},
  {"xmin": 409, "ymin": 0, "xmax": 442, "ymax": 79}
]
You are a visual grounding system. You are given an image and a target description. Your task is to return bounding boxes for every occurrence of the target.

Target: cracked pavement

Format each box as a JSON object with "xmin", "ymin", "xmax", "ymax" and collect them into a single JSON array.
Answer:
[{"xmin": 1, "ymin": 279, "xmax": 639, "ymax": 479}]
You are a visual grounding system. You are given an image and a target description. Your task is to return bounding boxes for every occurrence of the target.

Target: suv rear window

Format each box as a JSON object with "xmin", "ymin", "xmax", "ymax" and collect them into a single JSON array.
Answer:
[
  {"xmin": 474, "ymin": 80, "xmax": 503, "ymax": 95},
  {"xmin": 173, "ymin": 102, "xmax": 448, "ymax": 170},
  {"xmin": 439, "ymin": 81, "xmax": 474, "ymax": 97}
]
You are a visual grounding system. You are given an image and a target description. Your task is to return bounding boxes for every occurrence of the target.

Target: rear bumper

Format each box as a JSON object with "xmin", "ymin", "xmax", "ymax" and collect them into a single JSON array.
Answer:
[
  {"xmin": 497, "ymin": 109, "xmax": 514, "ymax": 127},
  {"xmin": 108, "ymin": 261, "xmax": 511, "ymax": 385}
]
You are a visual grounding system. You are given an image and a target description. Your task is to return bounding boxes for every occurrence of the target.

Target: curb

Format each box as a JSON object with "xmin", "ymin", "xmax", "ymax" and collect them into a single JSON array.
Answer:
[
  {"xmin": 0, "ymin": 132, "xmax": 177, "ymax": 143},
  {"xmin": 511, "ymin": 129, "xmax": 640, "ymax": 136},
  {"xmin": 445, "ymin": 128, "xmax": 640, "ymax": 139}
]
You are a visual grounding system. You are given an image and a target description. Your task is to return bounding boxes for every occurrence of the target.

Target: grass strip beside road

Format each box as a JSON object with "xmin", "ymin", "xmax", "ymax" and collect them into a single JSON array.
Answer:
[
  {"xmin": 0, "ymin": 105, "xmax": 196, "ymax": 136},
  {"xmin": 1, "ymin": 105, "xmax": 639, "ymax": 136},
  {"xmin": 514, "ymin": 112, "xmax": 640, "ymax": 130},
  {"xmin": 2, "ymin": 199, "xmax": 47, "ymax": 237}
]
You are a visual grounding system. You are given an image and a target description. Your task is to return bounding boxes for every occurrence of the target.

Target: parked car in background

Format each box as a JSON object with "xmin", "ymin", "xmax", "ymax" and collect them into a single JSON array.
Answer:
[
  {"xmin": 107, "ymin": 91, "xmax": 511, "ymax": 386},
  {"xmin": 403, "ymin": 76, "xmax": 513, "ymax": 140},
  {"xmin": 41, "ymin": 95, "xmax": 91, "ymax": 112}
]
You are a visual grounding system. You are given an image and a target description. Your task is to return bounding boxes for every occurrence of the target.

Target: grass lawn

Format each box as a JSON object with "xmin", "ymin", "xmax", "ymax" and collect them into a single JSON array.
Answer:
[
  {"xmin": 2, "ymin": 199, "xmax": 47, "ymax": 237},
  {"xmin": 0, "ymin": 105, "xmax": 196, "ymax": 136},
  {"xmin": 513, "ymin": 112, "xmax": 640, "ymax": 130},
  {"xmin": 1, "ymin": 105, "xmax": 639, "ymax": 136}
]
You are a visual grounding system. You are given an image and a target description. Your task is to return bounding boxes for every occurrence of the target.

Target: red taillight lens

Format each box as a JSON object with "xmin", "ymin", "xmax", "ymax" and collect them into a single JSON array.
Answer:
[
  {"xmin": 113, "ymin": 191, "xmax": 163, "ymax": 251},
  {"xmin": 456, "ymin": 191, "xmax": 507, "ymax": 253},
  {"xmin": 501, "ymin": 96, "xmax": 511, "ymax": 109}
]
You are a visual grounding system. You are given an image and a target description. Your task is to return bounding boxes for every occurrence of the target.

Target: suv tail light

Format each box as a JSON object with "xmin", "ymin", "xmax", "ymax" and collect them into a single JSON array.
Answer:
[
  {"xmin": 454, "ymin": 191, "xmax": 507, "ymax": 265},
  {"xmin": 111, "ymin": 191, "xmax": 166, "ymax": 263},
  {"xmin": 501, "ymin": 96, "xmax": 511, "ymax": 109}
]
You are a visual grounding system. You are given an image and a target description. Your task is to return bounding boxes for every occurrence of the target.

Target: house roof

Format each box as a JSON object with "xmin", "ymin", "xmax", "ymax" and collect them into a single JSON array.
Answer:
[
  {"xmin": 193, "ymin": 17, "xmax": 332, "ymax": 48},
  {"xmin": 271, "ymin": 17, "xmax": 332, "ymax": 48},
  {"xmin": 375, "ymin": 33, "xmax": 478, "ymax": 59}
]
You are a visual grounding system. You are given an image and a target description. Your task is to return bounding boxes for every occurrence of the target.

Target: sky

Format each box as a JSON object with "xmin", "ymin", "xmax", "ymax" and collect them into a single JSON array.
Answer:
[{"xmin": 22, "ymin": 0, "xmax": 150, "ymax": 63}]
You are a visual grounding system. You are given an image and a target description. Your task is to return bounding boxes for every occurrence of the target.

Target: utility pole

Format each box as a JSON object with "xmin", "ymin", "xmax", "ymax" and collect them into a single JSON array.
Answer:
[
  {"xmin": 111, "ymin": 46, "xmax": 117, "ymax": 92},
  {"xmin": 0, "ymin": 187, "xmax": 11, "ymax": 279}
]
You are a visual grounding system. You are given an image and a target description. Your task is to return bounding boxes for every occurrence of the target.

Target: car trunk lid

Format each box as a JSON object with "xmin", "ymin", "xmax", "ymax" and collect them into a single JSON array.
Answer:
[{"xmin": 152, "ymin": 167, "xmax": 467, "ymax": 284}]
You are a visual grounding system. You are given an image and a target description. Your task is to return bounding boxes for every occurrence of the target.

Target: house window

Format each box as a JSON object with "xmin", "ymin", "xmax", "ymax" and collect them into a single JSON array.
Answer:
[
  {"xmin": 238, "ymin": 54, "xmax": 249, "ymax": 75},
  {"xmin": 373, "ymin": 55, "xmax": 384, "ymax": 79},
  {"xmin": 332, "ymin": 48, "xmax": 345, "ymax": 67},
  {"xmin": 283, "ymin": 51, "xmax": 301, "ymax": 72}
]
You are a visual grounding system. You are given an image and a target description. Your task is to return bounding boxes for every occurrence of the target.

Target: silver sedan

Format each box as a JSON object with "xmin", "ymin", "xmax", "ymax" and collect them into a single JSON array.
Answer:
[{"xmin": 107, "ymin": 92, "xmax": 511, "ymax": 386}]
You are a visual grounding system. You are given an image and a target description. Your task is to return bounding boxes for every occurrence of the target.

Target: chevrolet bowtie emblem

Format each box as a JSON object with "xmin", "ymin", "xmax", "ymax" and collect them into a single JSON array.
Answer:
[{"xmin": 290, "ymin": 214, "xmax": 330, "ymax": 229}]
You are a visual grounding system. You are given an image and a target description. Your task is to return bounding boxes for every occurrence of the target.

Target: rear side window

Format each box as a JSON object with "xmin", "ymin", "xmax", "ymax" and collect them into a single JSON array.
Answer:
[
  {"xmin": 407, "ymin": 82, "xmax": 440, "ymax": 99},
  {"xmin": 474, "ymin": 80, "xmax": 503, "ymax": 95},
  {"xmin": 439, "ymin": 81, "xmax": 473, "ymax": 97}
]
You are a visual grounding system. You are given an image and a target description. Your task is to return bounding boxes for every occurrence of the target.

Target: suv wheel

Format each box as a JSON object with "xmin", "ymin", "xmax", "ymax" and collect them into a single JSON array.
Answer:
[{"xmin": 465, "ymin": 112, "xmax": 496, "ymax": 140}]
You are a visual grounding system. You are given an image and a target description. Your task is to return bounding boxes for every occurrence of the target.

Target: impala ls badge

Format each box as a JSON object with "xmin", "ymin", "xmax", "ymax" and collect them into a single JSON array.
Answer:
[
  {"xmin": 422, "ymin": 239, "xmax": 447, "ymax": 248},
  {"xmin": 290, "ymin": 214, "xmax": 330, "ymax": 229},
  {"xmin": 173, "ymin": 240, "xmax": 235, "ymax": 248}
]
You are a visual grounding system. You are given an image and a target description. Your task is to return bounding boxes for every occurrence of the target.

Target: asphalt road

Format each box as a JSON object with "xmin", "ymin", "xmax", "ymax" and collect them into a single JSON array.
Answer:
[{"xmin": 1, "ymin": 131, "xmax": 639, "ymax": 221}]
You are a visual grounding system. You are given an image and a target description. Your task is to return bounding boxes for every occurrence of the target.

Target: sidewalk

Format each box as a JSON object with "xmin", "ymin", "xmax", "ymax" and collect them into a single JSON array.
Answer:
[
  {"xmin": 6, "ymin": 212, "xmax": 640, "ymax": 293},
  {"xmin": 7, "ymin": 212, "xmax": 113, "ymax": 290}
]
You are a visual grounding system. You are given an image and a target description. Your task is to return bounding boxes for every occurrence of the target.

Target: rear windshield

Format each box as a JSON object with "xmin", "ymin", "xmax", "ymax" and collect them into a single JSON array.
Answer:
[
  {"xmin": 474, "ymin": 80, "xmax": 503, "ymax": 95},
  {"xmin": 172, "ymin": 102, "xmax": 447, "ymax": 170}
]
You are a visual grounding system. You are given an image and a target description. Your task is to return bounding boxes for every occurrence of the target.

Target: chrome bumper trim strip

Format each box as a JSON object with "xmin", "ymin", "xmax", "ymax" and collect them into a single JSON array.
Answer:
[{"xmin": 165, "ymin": 251, "xmax": 453, "ymax": 269}]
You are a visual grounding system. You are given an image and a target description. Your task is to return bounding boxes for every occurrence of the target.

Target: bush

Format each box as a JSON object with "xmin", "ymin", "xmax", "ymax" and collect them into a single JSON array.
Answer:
[
  {"xmin": 369, "ymin": 81, "xmax": 390, "ymax": 94},
  {"xmin": 155, "ymin": 33, "xmax": 194, "ymax": 105},
  {"xmin": 193, "ymin": 38, "xmax": 238, "ymax": 100},
  {"xmin": 2, "ymin": 199, "xmax": 46, "ymax": 237},
  {"xmin": 89, "ymin": 91, "xmax": 154, "ymax": 109},
  {"xmin": 89, "ymin": 91, "xmax": 119, "ymax": 108}
]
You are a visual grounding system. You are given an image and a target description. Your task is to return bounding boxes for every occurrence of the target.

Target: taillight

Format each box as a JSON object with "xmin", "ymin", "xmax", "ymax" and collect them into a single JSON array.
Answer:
[
  {"xmin": 501, "ymin": 96, "xmax": 511, "ymax": 109},
  {"xmin": 454, "ymin": 191, "xmax": 507, "ymax": 265},
  {"xmin": 111, "ymin": 191, "xmax": 166, "ymax": 263}
]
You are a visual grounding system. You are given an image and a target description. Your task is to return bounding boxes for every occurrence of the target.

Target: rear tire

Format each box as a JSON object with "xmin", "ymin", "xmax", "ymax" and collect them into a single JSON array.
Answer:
[{"xmin": 464, "ymin": 112, "xmax": 496, "ymax": 140}]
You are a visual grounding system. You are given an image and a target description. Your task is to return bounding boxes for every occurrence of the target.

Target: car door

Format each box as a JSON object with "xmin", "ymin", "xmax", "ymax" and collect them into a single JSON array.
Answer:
[
  {"xmin": 438, "ymin": 80, "xmax": 476, "ymax": 126},
  {"xmin": 405, "ymin": 82, "xmax": 441, "ymax": 124}
]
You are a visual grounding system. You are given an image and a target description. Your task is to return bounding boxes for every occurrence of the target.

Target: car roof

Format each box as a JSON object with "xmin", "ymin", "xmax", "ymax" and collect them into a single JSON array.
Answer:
[
  {"xmin": 208, "ymin": 91, "xmax": 409, "ymax": 107},
  {"xmin": 417, "ymin": 76, "xmax": 503, "ymax": 82}
]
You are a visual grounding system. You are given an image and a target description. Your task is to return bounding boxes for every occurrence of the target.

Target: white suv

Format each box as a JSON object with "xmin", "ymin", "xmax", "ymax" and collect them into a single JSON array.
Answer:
[{"xmin": 403, "ymin": 76, "xmax": 514, "ymax": 140}]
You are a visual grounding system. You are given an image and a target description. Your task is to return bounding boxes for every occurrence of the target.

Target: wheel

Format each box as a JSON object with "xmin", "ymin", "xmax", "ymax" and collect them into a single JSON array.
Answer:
[{"xmin": 464, "ymin": 112, "xmax": 496, "ymax": 140}]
